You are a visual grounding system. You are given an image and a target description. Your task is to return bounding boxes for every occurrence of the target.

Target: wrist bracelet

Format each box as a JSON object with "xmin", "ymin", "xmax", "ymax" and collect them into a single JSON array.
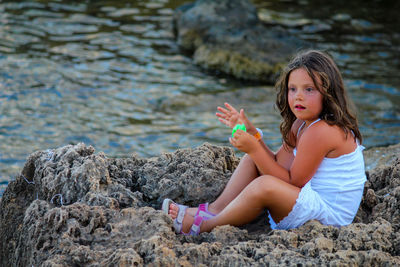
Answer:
[{"xmin": 254, "ymin": 128, "xmax": 263, "ymax": 141}]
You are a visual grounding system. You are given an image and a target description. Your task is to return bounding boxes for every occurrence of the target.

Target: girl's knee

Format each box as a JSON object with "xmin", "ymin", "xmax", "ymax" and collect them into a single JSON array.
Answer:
[
  {"xmin": 252, "ymin": 175, "xmax": 299, "ymax": 201},
  {"xmin": 241, "ymin": 154, "xmax": 261, "ymax": 174},
  {"xmin": 242, "ymin": 154, "xmax": 254, "ymax": 164},
  {"xmin": 249, "ymin": 175, "xmax": 279, "ymax": 197},
  {"xmin": 245, "ymin": 175, "xmax": 300, "ymax": 213},
  {"xmin": 255, "ymin": 175, "xmax": 295, "ymax": 201},
  {"xmin": 257, "ymin": 175, "xmax": 280, "ymax": 186}
]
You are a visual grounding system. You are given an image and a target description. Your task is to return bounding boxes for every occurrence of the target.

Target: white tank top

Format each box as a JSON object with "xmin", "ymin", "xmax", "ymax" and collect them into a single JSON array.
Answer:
[{"xmin": 294, "ymin": 119, "xmax": 366, "ymax": 224}]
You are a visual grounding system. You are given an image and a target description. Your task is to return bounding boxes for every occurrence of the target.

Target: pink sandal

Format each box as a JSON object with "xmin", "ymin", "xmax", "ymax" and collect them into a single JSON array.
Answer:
[{"xmin": 162, "ymin": 199, "xmax": 215, "ymax": 235}]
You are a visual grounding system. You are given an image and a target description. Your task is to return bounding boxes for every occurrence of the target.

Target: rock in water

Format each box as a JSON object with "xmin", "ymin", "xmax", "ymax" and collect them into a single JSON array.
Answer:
[{"xmin": 173, "ymin": 0, "xmax": 309, "ymax": 83}]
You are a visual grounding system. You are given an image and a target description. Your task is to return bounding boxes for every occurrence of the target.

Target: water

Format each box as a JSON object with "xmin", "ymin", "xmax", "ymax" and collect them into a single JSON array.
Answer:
[{"xmin": 0, "ymin": 0, "xmax": 399, "ymax": 196}]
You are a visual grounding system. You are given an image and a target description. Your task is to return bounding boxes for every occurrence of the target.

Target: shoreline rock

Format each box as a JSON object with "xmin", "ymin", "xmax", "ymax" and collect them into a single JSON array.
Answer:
[
  {"xmin": 173, "ymin": 0, "xmax": 309, "ymax": 83},
  {"xmin": 0, "ymin": 142, "xmax": 399, "ymax": 266},
  {"xmin": 363, "ymin": 142, "xmax": 400, "ymax": 171}
]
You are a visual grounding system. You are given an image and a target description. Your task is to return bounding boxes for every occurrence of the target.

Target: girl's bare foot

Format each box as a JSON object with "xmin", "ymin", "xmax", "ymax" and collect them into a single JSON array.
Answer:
[
  {"xmin": 167, "ymin": 203, "xmax": 179, "ymax": 219},
  {"xmin": 168, "ymin": 203, "xmax": 194, "ymax": 233}
]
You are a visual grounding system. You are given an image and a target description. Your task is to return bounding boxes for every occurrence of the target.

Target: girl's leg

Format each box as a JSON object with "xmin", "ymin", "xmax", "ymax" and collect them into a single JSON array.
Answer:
[
  {"xmin": 178, "ymin": 175, "xmax": 300, "ymax": 234},
  {"xmin": 168, "ymin": 154, "xmax": 260, "ymax": 218},
  {"xmin": 208, "ymin": 154, "xmax": 261, "ymax": 213}
]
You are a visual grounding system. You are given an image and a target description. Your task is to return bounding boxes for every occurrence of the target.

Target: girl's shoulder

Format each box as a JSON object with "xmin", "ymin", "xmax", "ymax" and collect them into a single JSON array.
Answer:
[
  {"xmin": 291, "ymin": 119, "xmax": 334, "ymax": 140},
  {"xmin": 301, "ymin": 119, "xmax": 343, "ymax": 142},
  {"xmin": 307, "ymin": 120, "xmax": 346, "ymax": 138},
  {"xmin": 301, "ymin": 119, "xmax": 357, "ymax": 158}
]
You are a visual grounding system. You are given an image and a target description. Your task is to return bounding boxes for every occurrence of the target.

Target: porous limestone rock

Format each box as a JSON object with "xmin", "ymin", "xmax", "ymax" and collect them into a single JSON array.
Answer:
[{"xmin": 0, "ymin": 142, "xmax": 399, "ymax": 266}]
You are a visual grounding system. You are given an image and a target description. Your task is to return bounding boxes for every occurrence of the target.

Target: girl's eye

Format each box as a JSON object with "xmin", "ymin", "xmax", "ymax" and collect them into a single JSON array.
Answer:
[
  {"xmin": 289, "ymin": 87, "xmax": 296, "ymax": 92},
  {"xmin": 306, "ymin": 87, "xmax": 314, "ymax": 92}
]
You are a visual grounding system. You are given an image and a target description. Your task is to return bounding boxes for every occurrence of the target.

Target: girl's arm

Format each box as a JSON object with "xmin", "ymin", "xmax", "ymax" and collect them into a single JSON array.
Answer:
[
  {"xmin": 232, "ymin": 121, "xmax": 336, "ymax": 187},
  {"xmin": 246, "ymin": 135, "xmax": 294, "ymax": 171},
  {"xmin": 245, "ymin": 118, "xmax": 304, "ymax": 172},
  {"xmin": 216, "ymin": 103, "xmax": 291, "ymax": 168},
  {"xmin": 288, "ymin": 123, "xmax": 340, "ymax": 187},
  {"xmin": 223, "ymin": 105, "xmax": 297, "ymax": 172},
  {"xmin": 231, "ymin": 132, "xmax": 294, "ymax": 183},
  {"xmin": 217, "ymin": 103, "xmax": 328, "ymax": 186}
]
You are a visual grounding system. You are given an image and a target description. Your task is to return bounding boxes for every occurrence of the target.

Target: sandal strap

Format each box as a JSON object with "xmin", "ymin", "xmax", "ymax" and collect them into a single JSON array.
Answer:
[
  {"xmin": 196, "ymin": 203, "xmax": 216, "ymax": 219},
  {"xmin": 189, "ymin": 215, "xmax": 204, "ymax": 236},
  {"xmin": 173, "ymin": 204, "xmax": 188, "ymax": 233},
  {"xmin": 176, "ymin": 204, "xmax": 187, "ymax": 224}
]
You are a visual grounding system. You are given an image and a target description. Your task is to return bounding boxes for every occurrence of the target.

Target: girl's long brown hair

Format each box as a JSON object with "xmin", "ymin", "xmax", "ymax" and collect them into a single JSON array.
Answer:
[{"xmin": 275, "ymin": 50, "xmax": 362, "ymax": 148}]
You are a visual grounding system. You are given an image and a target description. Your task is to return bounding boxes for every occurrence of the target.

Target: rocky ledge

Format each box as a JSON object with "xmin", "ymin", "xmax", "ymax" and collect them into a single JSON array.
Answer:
[
  {"xmin": 0, "ymin": 142, "xmax": 399, "ymax": 266},
  {"xmin": 173, "ymin": 0, "xmax": 308, "ymax": 83}
]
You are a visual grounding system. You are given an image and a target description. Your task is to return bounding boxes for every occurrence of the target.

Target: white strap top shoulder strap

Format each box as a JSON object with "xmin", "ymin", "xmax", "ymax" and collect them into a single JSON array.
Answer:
[
  {"xmin": 296, "ymin": 122, "xmax": 306, "ymax": 138},
  {"xmin": 296, "ymin": 118, "xmax": 321, "ymax": 138},
  {"xmin": 307, "ymin": 118, "xmax": 321, "ymax": 129}
]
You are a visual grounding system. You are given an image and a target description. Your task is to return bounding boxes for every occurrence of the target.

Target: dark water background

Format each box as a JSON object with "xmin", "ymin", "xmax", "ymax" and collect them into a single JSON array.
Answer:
[{"xmin": 0, "ymin": 0, "xmax": 399, "ymax": 195}]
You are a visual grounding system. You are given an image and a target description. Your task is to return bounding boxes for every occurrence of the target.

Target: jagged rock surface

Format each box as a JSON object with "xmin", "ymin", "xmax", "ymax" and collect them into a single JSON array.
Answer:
[{"xmin": 0, "ymin": 143, "xmax": 399, "ymax": 266}]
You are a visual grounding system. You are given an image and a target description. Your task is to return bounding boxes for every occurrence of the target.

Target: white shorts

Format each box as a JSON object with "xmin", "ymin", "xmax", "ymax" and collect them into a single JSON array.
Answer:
[{"xmin": 268, "ymin": 181, "xmax": 363, "ymax": 230}]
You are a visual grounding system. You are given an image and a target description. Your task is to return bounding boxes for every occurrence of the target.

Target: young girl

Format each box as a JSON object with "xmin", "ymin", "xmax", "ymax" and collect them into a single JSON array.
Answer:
[{"xmin": 162, "ymin": 50, "xmax": 366, "ymax": 235}]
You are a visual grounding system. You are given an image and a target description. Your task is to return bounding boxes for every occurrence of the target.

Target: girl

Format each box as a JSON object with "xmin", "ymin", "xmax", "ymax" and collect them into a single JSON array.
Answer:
[{"xmin": 162, "ymin": 50, "xmax": 366, "ymax": 235}]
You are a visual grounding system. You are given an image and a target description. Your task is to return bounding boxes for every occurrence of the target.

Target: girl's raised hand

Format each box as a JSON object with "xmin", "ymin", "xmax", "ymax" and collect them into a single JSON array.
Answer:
[{"xmin": 216, "ymin": 102, "xmax": 242, "ymax": 128}]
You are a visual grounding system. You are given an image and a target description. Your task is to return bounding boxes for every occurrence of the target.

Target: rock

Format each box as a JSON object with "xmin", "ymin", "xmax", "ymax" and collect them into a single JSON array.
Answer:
[
  {"xmin": 0, "ymin": 143, "xmax": 239, "ymax": 266},
  {"xmin": 363, "ymin": 142, "xmax": 400, "ymax": 171},
  {"xmin": 1, "ymin": 142, "xmax": 400, "ymax": 266},
  {"xmin": 173, "ymin": 0, "xmax": 309, "ymax": 83}
]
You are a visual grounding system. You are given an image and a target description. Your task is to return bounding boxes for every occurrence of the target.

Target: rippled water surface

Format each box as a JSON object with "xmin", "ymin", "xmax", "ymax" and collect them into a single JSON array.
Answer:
[{"xmin": 0, "ymin": 0, "xmax": 399, "ymax": 195}]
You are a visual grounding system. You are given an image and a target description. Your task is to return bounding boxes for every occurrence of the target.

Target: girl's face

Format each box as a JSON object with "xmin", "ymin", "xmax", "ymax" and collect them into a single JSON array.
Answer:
[{"xmin": 288, "ymin": 68, "xmax": 323, "ymax": 125}]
